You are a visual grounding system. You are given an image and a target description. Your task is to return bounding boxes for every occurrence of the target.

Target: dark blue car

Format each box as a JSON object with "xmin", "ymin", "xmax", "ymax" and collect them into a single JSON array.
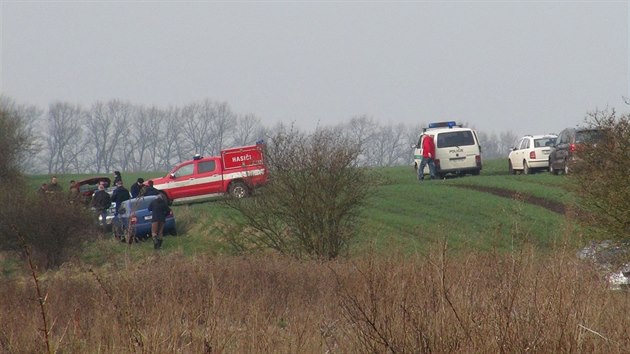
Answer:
[{"xmin": 112, "ymin": 195, "xmax": 177, "ymax": 242}]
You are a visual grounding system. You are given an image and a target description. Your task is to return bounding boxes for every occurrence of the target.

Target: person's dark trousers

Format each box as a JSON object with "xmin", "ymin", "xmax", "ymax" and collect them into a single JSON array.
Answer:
[{"xmin": 151, "ymin": 221, "xmax": 165, "ymax": 249}]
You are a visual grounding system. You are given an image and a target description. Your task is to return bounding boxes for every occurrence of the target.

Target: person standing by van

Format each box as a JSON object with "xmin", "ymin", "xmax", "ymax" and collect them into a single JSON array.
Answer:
[
  {"xmin": 418, "ymin": 134, "xmax": 437, "ymax": 181},
  {"xmin": 148, "ymin": 194, "xmax": 170, "ymax": 250}
]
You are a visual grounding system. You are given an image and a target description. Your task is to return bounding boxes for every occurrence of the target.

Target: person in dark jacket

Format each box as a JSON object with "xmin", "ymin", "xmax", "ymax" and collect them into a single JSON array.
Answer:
[
  {"xmin": 113, "ymin": 171, "xmax": 123, "ymax": 186},
  {"xmin": 91, "ymin": 183, "xmax": 111, "ymax": 226},
  {"xmin": 110, "ymin": 180, "xmax": 131, "ymax": 216},
  {"xmin": 143, "ymin": 180, "xmax": 160, "ymax": 196},
  {"xmin": 130, "ymin": 177, "xmax": 144, "ymax": 198},
  {"xmin": 148, "ymin": 194, "xmax": 171, "ymax": 250}
]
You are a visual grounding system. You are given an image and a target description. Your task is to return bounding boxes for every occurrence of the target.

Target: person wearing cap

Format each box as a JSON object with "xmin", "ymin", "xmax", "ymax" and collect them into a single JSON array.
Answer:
[
  {"xmin": 130, "ymin": 177, "xmax": 144, "ymax": 198},
  {"xmin": 110, "ymin": 180, "xmax": 131, "ymax": 216}
]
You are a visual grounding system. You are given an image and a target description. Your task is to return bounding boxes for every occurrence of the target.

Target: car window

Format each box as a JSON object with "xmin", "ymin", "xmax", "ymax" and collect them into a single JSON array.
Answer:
[
  {"xmin": 576, "ymin": 130, "xmax": 602, "ymax": 144},
  {"xmin": 174, "ymin": 163, "xmax": 194, "ymax": 178},
  {"xmin": 436, "ymin": 131, "xmax": 476, "ymax": 148},
  {"xmin": 534, "ymin": 137, "xmax": 555, "ymax": 148},
  {"xmin": 519, "ymin": 139, "xmax": 529, "ymax": 150},
  {"xmin": 197, "ymin": 160, "xmax": 216, "ymax": 173},
  {"xmin": 557, "ymin": 131, "xmax": 567, "ymax": 144}
]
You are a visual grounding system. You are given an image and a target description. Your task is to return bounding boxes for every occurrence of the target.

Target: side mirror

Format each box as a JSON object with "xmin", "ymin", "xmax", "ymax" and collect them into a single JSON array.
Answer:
[{"xmin": 169, "ymin": 173, "xmax": 176, "ymax": 179}]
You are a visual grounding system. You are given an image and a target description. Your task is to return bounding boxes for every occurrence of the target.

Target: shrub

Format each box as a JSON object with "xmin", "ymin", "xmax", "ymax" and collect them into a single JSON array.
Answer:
[
  {"xmin": 226, "ymin": 127, "xmax": 376, "ymax": 259},
  {"xmin": 571, "ymin": 109, "xmax": 630, "ymax": 240},
  {"xmin": 0, "ymin": 185, "xmax": 99, "ymax": 269}
]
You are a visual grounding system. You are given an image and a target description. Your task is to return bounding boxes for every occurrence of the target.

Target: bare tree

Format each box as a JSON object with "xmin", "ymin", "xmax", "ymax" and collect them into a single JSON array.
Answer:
[
  {"xmin": 46, "ymin": 102, "xmax": 85, "ymax": 174},
  {"xmin": 209, "ymin": 101, "xmax": 236, "ymax": 154},
  {"xmin": 499, "ymin": 131, "xmax": 519, "ymax": 158},
  {"xmin": 0, "ymin": 96, "xmax": 43, "ymax": 174},
  {"xmin": 155, "ymin": 106, "xmax": 183, "ymax": 171},
  {"xmin": 233, "ymin": 113, "xmax": 264, "ymax": 146},
  {"xmin": 180, "ymin": 101, "xmax": 214, "ymax": 157},
  {"xmin": 84, "ymin": 100, "xmax": 132, "ymax": 173},
  {"xmin": 477, "ymin": 131, "xmax": 502, "ymax": 159},
  {"xmin": 127, "ymin": 105, "xmax": 162, "ymax": 171},
  {"xmin": 340, "ymin": 115, "xmax": 378, "ymax": 166}
]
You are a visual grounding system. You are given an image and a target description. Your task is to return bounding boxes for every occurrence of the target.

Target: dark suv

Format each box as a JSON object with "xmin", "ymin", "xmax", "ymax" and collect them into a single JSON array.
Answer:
[{"xmin": 549, "ymin": 127, "xmax": 603, "ymax": 175}]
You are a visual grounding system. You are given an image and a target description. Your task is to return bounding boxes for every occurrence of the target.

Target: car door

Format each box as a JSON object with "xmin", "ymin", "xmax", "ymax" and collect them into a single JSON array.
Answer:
[
  {"xmin": 511, "ymin": 138, "xmax": 525, "ymax": 169},
  {"xmin": 189, "ymin": 158, "xmax": 223, "ymax": 196},
  {"xmin": 554, "ymin": 129, "xmax": 571, "ymax": 168},
  {"xmin": 165, "ymin": 162, "xmax": 196, "ymax": 200}
]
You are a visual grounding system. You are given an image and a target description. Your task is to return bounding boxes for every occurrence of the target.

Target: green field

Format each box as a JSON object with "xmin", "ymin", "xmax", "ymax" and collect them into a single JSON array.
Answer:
[{"xmin": 26, "ymin": 158, "xmax": 583, "ymax": 266}]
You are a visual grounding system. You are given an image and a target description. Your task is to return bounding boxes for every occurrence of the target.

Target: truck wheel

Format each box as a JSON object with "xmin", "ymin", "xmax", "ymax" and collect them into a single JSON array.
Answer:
[{"xmin": 229, "ymin": 181, "xmax": 249, "ymax": 199}]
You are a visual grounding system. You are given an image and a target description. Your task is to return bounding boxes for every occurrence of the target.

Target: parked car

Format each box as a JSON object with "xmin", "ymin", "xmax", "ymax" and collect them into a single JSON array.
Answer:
[
  {"xmin": 549, "ymin": 127, "xmax": 603, "ymax": 175},
  {"xmin": 111, "ymin": 195, "xmax": 177, "ymax": 242},
  {"xmin": 508, "ymin": 134, "xmax": 557, "ymax": 174}
]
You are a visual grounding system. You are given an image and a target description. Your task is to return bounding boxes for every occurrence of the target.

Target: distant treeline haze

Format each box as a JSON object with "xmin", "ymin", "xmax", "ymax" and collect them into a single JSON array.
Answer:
[{"xmin": 1, "ymin": 96, "xmax": 518, "ymax": 174}]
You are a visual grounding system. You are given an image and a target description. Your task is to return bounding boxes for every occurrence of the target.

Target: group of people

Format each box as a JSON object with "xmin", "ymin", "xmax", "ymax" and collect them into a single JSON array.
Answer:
[
  {"xmin": 37, "ymin": 176, "xmax": 64, "ymax": 195},
  {"xmin": 90, "ymin": 172, "xmax": 161, "ymax": 219},
  {"xmin": 89, "ymin": 171, "xmax": 168, "ymax": 250}
]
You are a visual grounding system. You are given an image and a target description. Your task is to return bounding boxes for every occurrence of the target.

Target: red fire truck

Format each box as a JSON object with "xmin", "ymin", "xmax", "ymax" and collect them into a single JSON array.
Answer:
[{"xmin": 148, "ymin": 143, "xmax": 267, "ymax": 204}]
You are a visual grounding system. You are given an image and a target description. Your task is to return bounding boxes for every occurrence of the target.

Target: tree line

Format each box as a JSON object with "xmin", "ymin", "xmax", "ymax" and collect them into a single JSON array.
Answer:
[{"xmin": 1, "ymin": 95, "xmax": 518, "ymax": 175}]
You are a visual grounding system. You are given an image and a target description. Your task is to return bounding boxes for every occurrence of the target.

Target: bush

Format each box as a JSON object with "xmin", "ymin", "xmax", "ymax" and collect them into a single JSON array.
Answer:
[
  {"xmin": 226, "ymin": 127, "xmax": 376, "ymax": 259},
  {"xmin": 0, "ymin": 185, "xmax": 99, "ymax": 269},
  {"xmin": 571, "ymin": 109, "xmax": 630, "ymax": 240}
]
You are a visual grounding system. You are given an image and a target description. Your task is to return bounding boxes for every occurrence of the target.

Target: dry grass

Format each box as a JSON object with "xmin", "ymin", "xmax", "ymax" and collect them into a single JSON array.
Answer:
[{"xmin": 2, "ymin": 244, "xmax": 630, "ymax": 353}]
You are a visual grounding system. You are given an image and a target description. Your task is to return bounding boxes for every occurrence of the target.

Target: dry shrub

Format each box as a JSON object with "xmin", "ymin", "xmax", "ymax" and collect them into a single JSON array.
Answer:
[
  {"xmin": 0, "ymin": 185, "xmax": 98, "ymax": 270},
  {"xmin": 226, "ymin": 126, "xmax": 376, "ymax": 259},
  {"xmin": 2, "ymin": 246, "xmax": 630, "ymax": 353},
  {"xmin": 571, "ymin": 109, "xmax": 630, "ymax": 240}
]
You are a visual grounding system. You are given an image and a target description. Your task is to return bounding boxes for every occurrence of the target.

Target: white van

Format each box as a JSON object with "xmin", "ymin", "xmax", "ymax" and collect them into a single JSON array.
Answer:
[{"xmin": 413, "ymin": 121, "xmax": 482, "ymax": 178}]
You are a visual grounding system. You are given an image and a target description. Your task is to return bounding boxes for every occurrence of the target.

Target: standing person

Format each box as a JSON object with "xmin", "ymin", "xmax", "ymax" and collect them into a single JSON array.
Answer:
[
  {"xmin": 46, "ymin": 176, "xmax": 63, "ymax": 193},
  {"xmin": 143, "ymin": 180, "xmax": 160, "ymax": 196},
  {"xmin": 68, "ymin": 180, "xmax": 80, "ymax": 201},
  {"xmin": 418, "ymin": 134, "xmax": 437, "ymax": 181},
  {"xmin": 110, "ymin": 180, "xmax": 131, "ymax": 216},
  {"xmin": 91, "ymin": 183, "xmax": 111, "ymax": 226},
  {"xmin": 113, "ymin": 171, "xmax": 123, "ymax": 186},
  {"xmin": 130, "ymin": 178, "xmax": 144, "ymax": 198},
  {"xmin": 148, "ymin": 194, "xmax": 171, "ymax": 250}
]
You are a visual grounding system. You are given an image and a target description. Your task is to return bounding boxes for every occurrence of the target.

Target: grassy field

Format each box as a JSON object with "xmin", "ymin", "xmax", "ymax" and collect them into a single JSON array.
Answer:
[
  {"xmin": 4, "ymin": 159, "xmax": 624, "ymax": 353},
  {"xmin": 26, "ymin": 158, "xmax": 584, "ymax": 262}
]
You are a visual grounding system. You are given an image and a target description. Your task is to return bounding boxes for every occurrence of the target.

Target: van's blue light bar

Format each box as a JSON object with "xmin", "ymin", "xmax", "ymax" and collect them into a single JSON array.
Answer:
[{"xmin": 428, "ymin": 121, "xmax": 457, "ymax": 129}]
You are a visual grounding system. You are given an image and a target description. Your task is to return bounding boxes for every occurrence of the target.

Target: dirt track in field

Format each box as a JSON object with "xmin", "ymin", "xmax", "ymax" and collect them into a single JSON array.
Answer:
[{"xmin": 454, "ymin": 185, "xmax": 566, "ymax": 214}]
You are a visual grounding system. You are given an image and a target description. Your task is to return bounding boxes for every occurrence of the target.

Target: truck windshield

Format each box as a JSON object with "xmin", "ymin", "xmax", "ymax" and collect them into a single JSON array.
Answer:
[{"xmin": 436, "ymin": 131, "xmax": 475, "ymax": 148}]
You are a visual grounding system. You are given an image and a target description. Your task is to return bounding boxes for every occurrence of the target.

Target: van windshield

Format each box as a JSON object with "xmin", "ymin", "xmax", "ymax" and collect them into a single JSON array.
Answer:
[{"xmin": 436, "ymin": 131, "xmax": 476, "ymax": 148}]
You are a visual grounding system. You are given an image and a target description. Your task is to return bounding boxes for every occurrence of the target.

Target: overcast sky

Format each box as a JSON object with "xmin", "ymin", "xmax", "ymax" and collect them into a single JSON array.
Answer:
[{"xmin": 1, "ymin": 1, "xmax": 628, "ymax": 136}]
